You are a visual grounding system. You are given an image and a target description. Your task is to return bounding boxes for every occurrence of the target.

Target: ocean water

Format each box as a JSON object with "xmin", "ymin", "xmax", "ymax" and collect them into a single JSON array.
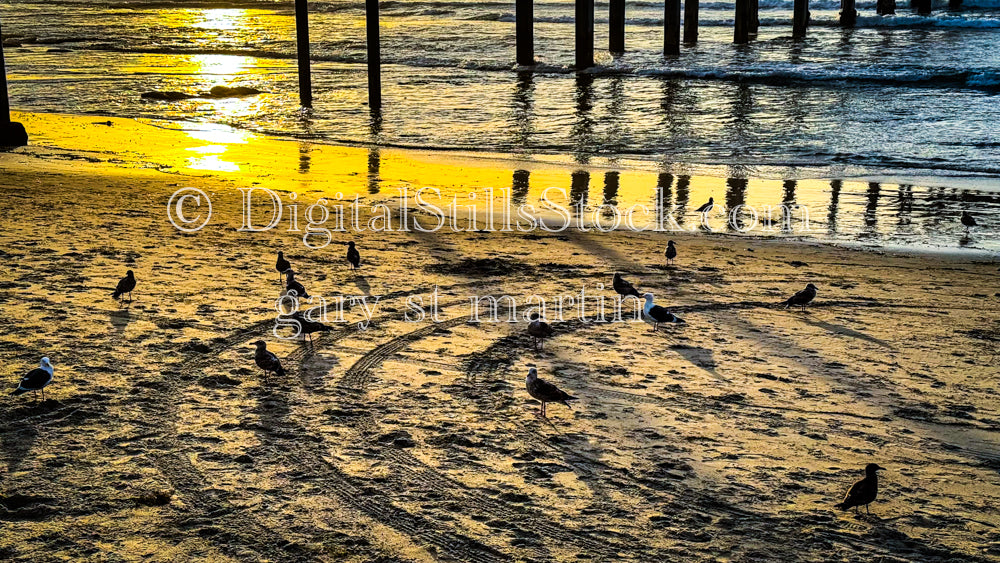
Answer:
[{"xmin": 2, "ymin": 0, "xmax": 999, "ymax": 250}]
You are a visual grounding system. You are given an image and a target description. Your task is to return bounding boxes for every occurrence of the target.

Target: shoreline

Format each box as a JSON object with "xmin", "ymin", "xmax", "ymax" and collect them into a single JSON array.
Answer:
[
  {"xmin": 13, "ymin": 108, "xmax": 1000, "ymax": 191},
  {"xmin": 4, "ymin": 110, "xmax": 999, "ymax": 257}
]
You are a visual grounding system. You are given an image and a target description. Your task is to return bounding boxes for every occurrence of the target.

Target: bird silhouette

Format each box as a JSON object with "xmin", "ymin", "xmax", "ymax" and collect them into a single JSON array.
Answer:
[
  {"xmin": 347, "ymin": 241, "xmax": 361, "ymax": 270},
  {"xmin": 665, "ymin": 240, "xmax": 677, "ymax": 265},
  {"xmin": 111, "ymin": 270, "xmax": 136, "ymax": 306},
  {"xmin": 784, "ymin": 283, "xmax": 817, "ymax": 309},
  {"xmin": 835, "ymin": 463, "xmax": 886, "ymax": 514},
  {"xmin": 292, "ymin": 311, "xmax": 332, "ymax": 343},
  {"xmin": 612, "ymin": 272, "xmax": 642, "ymax": 299},
  {"xmin": 962, "ymin": 211, "xmax": 977, "ymax": 232},
  {"xmin": 527, "ymin": 313, "xmax": 555, "ymax": 351},
  {"xmin": 642, "ymin": 293, "xmax": 685, "ymax": 332},
  {"xmin": 253, "ymin": 341, "xmax": 285, "ymax": 381},
  {"xmin": 284, "ymin": 271, "xmax": 310, "ymax": 299},
  {"xmin": 695, "ymin": 197, "xmax": 714, "ymax": 214},
  {"xmin": 11, "ymin": 357, "xmax": 54, "ymax": 401},
  {"xmin": 525, "ymin": 367, "xmax": 577, "ymax": 418},
  {"xmin": 275, "ymin": 251, "xmax": 291, "ymax": 284}
]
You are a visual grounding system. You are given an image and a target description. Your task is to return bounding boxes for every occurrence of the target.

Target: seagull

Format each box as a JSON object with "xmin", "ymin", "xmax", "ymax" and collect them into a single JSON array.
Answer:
[
  {"xmin": 665, "ymin": 240, "xmax": 677, "ymax": 265},
  {"xmin": 253, "ymin": 341, "xmax": 286, "ymax": 381},
  {"xmin": 11, "ymin": 357, "xmax": 54, "ymax": 401},
  {"xmin": 346, "ymin": 241, "xmax": 361, "ymax": 270},
  {"xmin": 834, "ymin": 463, "xmax": 886, "ymax": 514},
  {"xmin": 285, "ymin": 271, "xmax": 310, "ymax": 299},
  {"xmin": 961, "ymin": 211, "xmax": 977, "ymax": 232},
  {"xmin": 642, "ymin": 293, "xmax": 685, "ymax": 332},
  {"xmin": 111, "ymin": 270, "xmax": 136, "ymax": 305},
  {"xmin": 695, "ymin": 197, "xmax": 714, "ymax": 214},
  {"xmin": 275, "ymin": 251, "xmax": 291, "ymax": 284},
  {"xmin": 527, "ymin": 313, "xmax": 555, "ymax": 351},
  {"xmin": 783, "ymin": 283, "xmax": 817, "ymax": 309},
  {"xmin": 525, "ymin": 367, "xmax": 577, "ymax": 418},
  {"xmin": 612, "ymin": 272, "xmax": 642, "ymax": 299},
  {"xmin": 292, "ymin": 311, "xmax": 332, "ymax": 343}
]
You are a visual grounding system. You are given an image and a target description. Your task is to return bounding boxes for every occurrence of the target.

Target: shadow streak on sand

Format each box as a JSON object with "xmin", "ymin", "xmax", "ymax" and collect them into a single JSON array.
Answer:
[
  {"xmin": 795, "ymin": 315, "xmax": 895, "ymax": 349},
  {"xmin": 0, "ymin": 422, "xmax": 38, "ymax": 476}
]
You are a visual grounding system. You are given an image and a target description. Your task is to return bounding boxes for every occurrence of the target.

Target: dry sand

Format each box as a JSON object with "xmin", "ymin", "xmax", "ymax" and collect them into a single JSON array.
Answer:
[{"xmin": 1, "ymin": 113, "xmax": 999, "ymax": 562}]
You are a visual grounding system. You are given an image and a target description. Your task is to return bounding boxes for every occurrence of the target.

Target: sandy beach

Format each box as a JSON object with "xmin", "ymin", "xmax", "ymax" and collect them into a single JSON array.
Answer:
[{"xmin": 2, "ymin": 112, "xmax": 1000, "ymax": 562}]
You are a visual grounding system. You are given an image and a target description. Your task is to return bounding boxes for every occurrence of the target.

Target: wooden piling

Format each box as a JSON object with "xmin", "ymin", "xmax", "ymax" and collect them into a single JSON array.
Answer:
[
  {"xmin": 683, "ymin": 0, "xmax": 699, "ymax": 44},
  {"xmin": 576, "ymin": 0, "xmax": 595, "ymax": 70},
  {"xmin": 734, "ymin": 0, "xmax": 750, "ymax": 44},
  {"xmin": 294, "ymin": 0, "xmax": 312, "ymax": 108},
  {"xmin": 876, "ymin": 0, "xmax": 896, "ymax": 14},
  {"xmin": 516, "ymin": 0, "xmax": 534, "ymax": 65},
  {"xmin": 840, "ymin": 0, "xmax": 857, "ymax": 27},
  {"xmin": 792, "ymin": 0, "xmax": 809, "ymax": 38},
  {"xmin": 948, "ymin": 0, "xmax": 962, "ymax": 8},
  {"xmin": 0, "ymin": 23, "xmax": 10, "ymax": 125},
  {"xmin": 610, "ymin": 0, "xmax": 625, "ymax": 53},
  {"xmin": 664, "ymin": 0, "xmax": 681, "ymax": 55},
  {"xmin": 915, "ymin": 0, "xmax": 931, "ymax": 14},
  {"xmin": 0, "ymin": 17, "xmax": 28, "ymax": 146},
  {"xmin": 366, "ymin": 0, "xmax": 382, "ymax": 109},
  {"xmin": 750, "ymin": 0, "xmax": 759, "ymax": 35}
]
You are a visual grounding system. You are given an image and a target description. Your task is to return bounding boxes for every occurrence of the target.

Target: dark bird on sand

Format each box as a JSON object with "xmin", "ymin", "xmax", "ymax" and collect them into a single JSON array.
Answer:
[
  {"xmin": 111, "ymin": 270, "xmax": 136, "ymax": 304},
  {"xmin": 612, "ymin": 272, "xmax": 642, "ymax": 299},
  {"xmin": 285, "ymin": 271, "xmax": 310, "ymax": 299},
  {"xmin": 527, "ymin": 313, "xmax": 555, "ymax": 351},
  {"xmin": 835, "ymin": 463, "xmax": 886, "ymax": 514},
  {"xmin": 11, "ymin": 357, "xmax": 54, "ymax": 401},
  {"xmin": 642, "ymin": 293, "xmax": 685, "ymax": 332},
  {"xmin": 665, "ymin": 240, "xmax": 677, "ymax": 264},
  {"xmin": 695, "ymin": 197, "xmax": 714, "ymax": 214},
  {"xmin": 783, "ymin": 283, "xmax": 817, "ymax": 309},
  {"xmin": 525, "ymin": 367, "xmax": 577, "ymax": 418},
  {"xmin": 347, "ymin": 241, "xmax": 361, "ymax": 270},
  {"xmin": 275, "ymin": 251, "xmax": 291, "ymax": 283},
  {"xmin": 253, "ymin": 341, "xmax": 285, "ymax": 380},
  {"xmin": 962, "ymin": 211, "xmax": 977, "ymax": 231},
  {"xmin": 292, "ymin": 312, "xmax": 333, "ymax": 343}
]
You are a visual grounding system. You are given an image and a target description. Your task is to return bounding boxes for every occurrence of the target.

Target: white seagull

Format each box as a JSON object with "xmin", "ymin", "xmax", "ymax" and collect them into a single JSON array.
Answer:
[
  {"xmin": 11, "ymin": 357, "xmax": 54, "ymax": 401},
  {"xmin": 642, "ymin": 293, "xmax": 685, "ymax": 332}
]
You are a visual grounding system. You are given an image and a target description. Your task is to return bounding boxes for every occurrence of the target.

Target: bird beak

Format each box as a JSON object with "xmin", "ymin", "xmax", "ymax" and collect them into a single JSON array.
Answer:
[{"xmin": 875, "ymin": 465, "xmax": 886, "ymax": 471}]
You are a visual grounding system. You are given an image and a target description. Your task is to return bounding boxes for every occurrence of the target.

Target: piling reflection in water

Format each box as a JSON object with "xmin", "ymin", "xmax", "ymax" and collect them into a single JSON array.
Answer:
[
  {"xmin": 573, "ymin": 74, "xmax": 595, "ymax": 165},
  {"xmin": 512, "ymin": 169, "xmax": 530, "ymax": 206}
]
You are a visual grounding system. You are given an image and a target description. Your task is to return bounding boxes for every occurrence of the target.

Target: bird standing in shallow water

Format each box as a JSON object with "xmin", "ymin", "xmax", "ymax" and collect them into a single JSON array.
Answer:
[
  {"xmin": 346, "ymin": 241, "xmax": 361, "ymax": 270},
  {"xmin": 525, "ymin": 368, "xmax": 577, "ymax": 418},
  {"xmin": 665, "ymin": 240, "xmax": 677, "ymax": 265},
  {"xmin": 275, "ymin": 251, "xmax": 291, "ymax": 284},
  {"xmin": 11, "ymin": 357, "xmax": 54, "ymax": 401},
  {"xmin": 962, "ymin": 211, "xmax": 977, "ymax": 232},
  {"xmin": 527, "ymin": 313, "xmax": 555, "ymax": 351},
  {"xmin": 253, "ymin": 341, "xmax": 285, "ymax": 381},
  {"xmin": 835, "ymin": 463, "xmax": 886, "ymax": 514},
  {"xmin": 285, "ymin": 271, "xmax": 310, "ymax": 299},
  {"xmin": 612, "ymin": 272, "xmax": 642, "ymax": 299},
  {"xmin": 111, "ymin": 270, "xmax": 136, "ymax": 306},
  {"xmin": 784, "ymin": 283, "xmax": 817, "ymax": 309},
  {"xmin": 642, "ymin": 293, "xmax": 685, "ymax": 332}
]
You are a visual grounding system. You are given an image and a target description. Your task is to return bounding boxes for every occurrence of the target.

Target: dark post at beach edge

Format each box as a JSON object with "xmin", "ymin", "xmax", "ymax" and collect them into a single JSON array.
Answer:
[
  {"xmin": 0, "ymin": 16, "xmax": 28, "ymax": 146},
  {"xmin": 367, "ymin": 0, "xmax": 382, "ymax": 110},
  {"xmin": 295, "ymin": 0, "xmax": 312, "ymax": 108},
  {"xmin": 516, "ymin": 0, "xmax": 534, "ymax": 65},
  {"xmin": 576, "ymin": 0, "xmax": 595, "ymax": 70}
]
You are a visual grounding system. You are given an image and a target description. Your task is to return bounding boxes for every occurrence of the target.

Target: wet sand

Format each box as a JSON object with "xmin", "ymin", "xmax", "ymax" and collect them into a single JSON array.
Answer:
[{"xmin": 1, "ymin": 113, "xmax": 999, "ymax": 562}]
